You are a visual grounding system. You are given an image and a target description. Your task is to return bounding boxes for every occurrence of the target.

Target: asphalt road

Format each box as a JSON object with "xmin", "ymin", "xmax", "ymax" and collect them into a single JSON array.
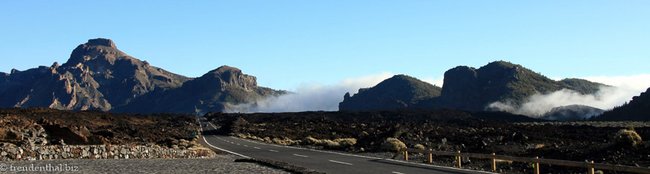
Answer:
[{"xmin": 200, "ymin": 120, "xmax": 493, "ymax": 174}]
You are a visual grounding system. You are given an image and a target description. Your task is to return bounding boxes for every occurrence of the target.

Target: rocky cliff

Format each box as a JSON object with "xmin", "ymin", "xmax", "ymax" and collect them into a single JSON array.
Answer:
[
  {"xmin": 0, "ymin": 38, "xmax": 281, "ymax": 114},
  {"xmin": 437, "ymin": 61, "xmax": 604, "ymax": 111},
  {"xmin": 115, "ymin": 66, "xmax": 284, "ymax": 114},
  {"xmin": 338, "ymin": 61, "xmax": 604, "ymax": 113}
]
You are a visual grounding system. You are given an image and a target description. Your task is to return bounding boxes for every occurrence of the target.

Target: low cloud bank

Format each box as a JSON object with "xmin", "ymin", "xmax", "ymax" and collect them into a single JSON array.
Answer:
[
  {"xmin": 228, "ymin": 73, "xmax": 650, "ymax": 115},
  {"xmin": 488, "ymin": 74, "xmax": 650, "ymax": 117},
  {"xmin": 225, "ymin": 73, "xmax": 394, "ymax": 113}
]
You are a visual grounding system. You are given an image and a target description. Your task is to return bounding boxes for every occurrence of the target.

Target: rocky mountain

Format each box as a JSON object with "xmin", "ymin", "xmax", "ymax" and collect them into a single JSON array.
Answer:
[
  {"xmin": 596, "ymin": 87, "xmax": 650, "ymax": 121},
  {"xmin": 115, "ymin": 66, "xmax": 284, "ymax": 114},
  {"xmin": 339, "ymin": 75, "xmax": 441, "ymax": 111},
  {"xmin": 338, "ymin": 61, "xmax": 604, "ymax": 113},
  {"xmin": 437, "ymin": 61, "xmax": 604, "ymax": 111},
  {"xmin": 0, "ymin": 38, "xmax": 282, "ymax": 114},
  {"xmin": 540, "ymin": 105, "xmax": 604, "ymax": 121}
]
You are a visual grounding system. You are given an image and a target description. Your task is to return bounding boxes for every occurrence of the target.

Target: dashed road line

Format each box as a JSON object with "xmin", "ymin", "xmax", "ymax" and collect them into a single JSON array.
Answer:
[
  {"xmin": 293, "ymin": 154, "xmax": 309, "ymax": 158},
  {"xmin": 253, "ymin": 147, "xmax": 261, "ymax": 149},
  {"xmin": 392, "ymin": 171, "xmax": 405, "ymax": 174},
  {"xmin": 328, "ymin": 160, "xmax": 353, "ymax": 166},
  {"xmin": 269, "ymin": 150, "xmax": 279, "ymax": 152}
]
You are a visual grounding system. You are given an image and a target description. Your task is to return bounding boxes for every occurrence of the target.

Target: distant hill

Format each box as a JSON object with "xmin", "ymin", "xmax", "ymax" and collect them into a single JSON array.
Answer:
[
  {"xmin": 0, "ymin": 38, "xmax": 282, "ymax": 114},
  {"xmin": 595, "ymin": 87, "xmax": 650, "ymax": 121},
  {"xmin": 338, "ymin": 61, "xmax": 605, "ymax": 114},
  {"xmin": 540, "ymin": 105, "xmax": 604, "ymax": 121},
  {"xmin": 437, "ymin": 61, "xmax": 604, "ymax": 111},
  {"xmin": 338, "ymin": 75, "xmax": 441, "ymax": 111}
]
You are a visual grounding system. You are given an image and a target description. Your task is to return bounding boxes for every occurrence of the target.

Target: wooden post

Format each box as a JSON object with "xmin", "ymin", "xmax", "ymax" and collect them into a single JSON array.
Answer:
[
  {"xmin": 491, "ymin": 153, "xmax": 497, "ymax": 172},
  {"xmin": 404, "ymin": 150, "xmax": 408, "ymax": 161},
  {"xmin": 428, "ymin": 149, "xmax": 433, "ymax": 164},
  {"xmin": 534, "ymin": 156, "xmax": 540, "ymax": 174},
  {"xmin": 456, "ymin": 151, "xmax": 462, "ymax": 168},
  {"xmin": 588, "ymin": 161, "xmax": 595, "ymax": 174}
]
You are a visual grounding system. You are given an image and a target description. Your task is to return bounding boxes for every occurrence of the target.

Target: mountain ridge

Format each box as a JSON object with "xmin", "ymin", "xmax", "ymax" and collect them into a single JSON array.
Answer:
[
  {"xmin": 339, "ymin": 61, "xmax": 606, "ymax": 115},
  {"xmin": 0, "ymin": 38, "xmax": 282, "ymax": 114}
]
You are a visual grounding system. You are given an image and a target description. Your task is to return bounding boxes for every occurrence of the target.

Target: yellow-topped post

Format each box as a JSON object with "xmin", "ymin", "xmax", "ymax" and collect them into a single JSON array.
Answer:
[
  {"xmin": 491, "ymin": 153, "xmax": 497, "ymax": 172},
  {"xmin": 404, "ymin": 150, "xmax": 408, "ymax": 161},
  {"xmin": 456, "ymin": 151, "xmax": 462, "ymax": 168},
  {"xmin": 534, "ymin": 156, "xmax": 540, "ymax": 174}
]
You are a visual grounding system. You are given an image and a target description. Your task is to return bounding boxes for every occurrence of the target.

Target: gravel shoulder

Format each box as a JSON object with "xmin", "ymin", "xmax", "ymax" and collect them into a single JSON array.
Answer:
[{"xmin": 0, "ymin": 155, "xmax": 289, "ymax": 174}]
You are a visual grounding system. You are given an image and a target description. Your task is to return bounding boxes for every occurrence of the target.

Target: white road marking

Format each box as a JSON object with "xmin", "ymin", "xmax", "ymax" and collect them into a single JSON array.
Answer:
[
  {"xmin": 203, "ymin": 122, "xmax": 492, "ymax": 174},
  {"xmin": 234, "ymin": 136, "xmax": 382, "ymax": 160},
  {"xmin": 243, "ymin": 145, "xmax": 249, "ymax": 147},
  {"xmin": 293, "ymin": 154, "xmax": 309, "ymax": 158},
  {"xmin": 237, "ymin": 143, "xmax": 241, "ymax": 145},
  {"xmin": 392, "ymin": 171, "xmax": 405, "ymax": 174},
  {"xmin": 198, "ymin": 125, "xmax": 250, "ymax": 159},
  {"xmin": 328, "ymin": 160, "xmax": 353, "ymax": 166},
  {"xmin": 253, "ymin": 147, "xmax": 261, "ymax": 149},
  {"xmin": 269, "ymin": 150, "xmax": 279, "ymax": 152},
  {"xmin": 231, "ymin": 136, "xmax": 496, "ymax": 173}
]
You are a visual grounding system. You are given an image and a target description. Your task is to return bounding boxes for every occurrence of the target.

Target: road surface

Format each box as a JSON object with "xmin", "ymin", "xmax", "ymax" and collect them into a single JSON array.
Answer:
[{"xmin": 200, "ymin": 120, "xmax": 492, "ymax": 174}]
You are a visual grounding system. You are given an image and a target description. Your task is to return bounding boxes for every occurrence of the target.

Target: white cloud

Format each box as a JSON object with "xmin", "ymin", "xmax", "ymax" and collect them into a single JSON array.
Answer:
[
  {"xmin": 225, "ymin": 72, "xmax": 394, "ymax": 113},
  {"xmin": 489, "ymin": 74, "xmax": 650, "ymax": 117},
  {"xmin": 581, "ymin": 74, "xmax": 650, "ymax": 92}
]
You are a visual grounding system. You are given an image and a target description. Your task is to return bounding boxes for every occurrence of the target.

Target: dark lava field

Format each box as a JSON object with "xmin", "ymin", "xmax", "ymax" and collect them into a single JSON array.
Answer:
[{"xmin": 207, "ymin": 110, "xmax": 650, "ymax": 173}]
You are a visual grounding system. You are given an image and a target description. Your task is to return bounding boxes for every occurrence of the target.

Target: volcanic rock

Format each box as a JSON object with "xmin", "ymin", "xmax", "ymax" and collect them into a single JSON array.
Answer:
[
  {"xmin": 0, "ymin": 38, "xmax": 282, "ymax": 114},
  {"xmin": 115, "ymin": 66, "xmax": 284, "ymax": 114}
]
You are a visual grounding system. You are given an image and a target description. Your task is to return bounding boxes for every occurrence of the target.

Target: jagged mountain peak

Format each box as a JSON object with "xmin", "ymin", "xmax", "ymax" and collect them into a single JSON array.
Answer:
[
  {"xmin": 86, "ymin": 38, "xmax": 117, "ymax": 48},
  {"xmin": 204, "ymin": 65, "xmax": 244, "ymax": 78},
  {"xmin": 1, "ymin": 38, "xmax": 281, "ymax": 114},
  {"xmin": 213, "ymin": 65, "xmax": 241, "ymax": 73},
  {"xmin": 63, "ymin": 38, "xmax": 132, "ymax": 67},
  {"xmin": 195, "ymin": 65, "xmax": 257, "ymax": 91}
]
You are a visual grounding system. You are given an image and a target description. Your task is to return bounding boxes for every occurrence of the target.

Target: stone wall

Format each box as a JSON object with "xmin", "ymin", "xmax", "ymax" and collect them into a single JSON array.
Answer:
[{"xmin": 0, "ymin": 143, "xmax": 215, "ymax": 161}]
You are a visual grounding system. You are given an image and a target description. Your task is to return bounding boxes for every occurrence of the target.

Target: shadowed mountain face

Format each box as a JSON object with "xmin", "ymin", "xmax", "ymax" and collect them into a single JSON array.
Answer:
[
  {"xmin": 437, "ymin": 61, "xmax": 604, "ymax": 111},
  {"xmin": 596, "ymin": 87, "xmax": 650, "ymax": 121},
  {"xmin": 339, "ymin": 61, "xmax": 604, "ymax": 113},
  {"xmin": 339, "ymin": 75, "xmax": 442, "ymax": 111},
  {"xmin": 0, "ymin": 38, "xmax": 282, "ymax": 114},
  {"xmin": 114, "ymin": 66, "xmax": 284, "ymax": 114}
]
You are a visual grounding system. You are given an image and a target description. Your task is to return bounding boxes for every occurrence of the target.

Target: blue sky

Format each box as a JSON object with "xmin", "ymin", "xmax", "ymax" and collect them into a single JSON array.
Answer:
[{"xmin": 1, "ymin": 1, "xmax": 649, "ymax": 90}]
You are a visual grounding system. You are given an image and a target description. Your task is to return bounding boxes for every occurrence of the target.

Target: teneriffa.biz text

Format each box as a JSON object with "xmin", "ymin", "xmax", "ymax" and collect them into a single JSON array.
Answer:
[{"xmin": 0, "ymin": 163, "xmax": 80, "ymax": 172}]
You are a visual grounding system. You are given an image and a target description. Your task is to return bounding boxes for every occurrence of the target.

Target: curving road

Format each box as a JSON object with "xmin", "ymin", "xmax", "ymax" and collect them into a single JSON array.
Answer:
[{"xmin": 200, "ymin": 119, "xmax": 493, "ymax": 174}]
